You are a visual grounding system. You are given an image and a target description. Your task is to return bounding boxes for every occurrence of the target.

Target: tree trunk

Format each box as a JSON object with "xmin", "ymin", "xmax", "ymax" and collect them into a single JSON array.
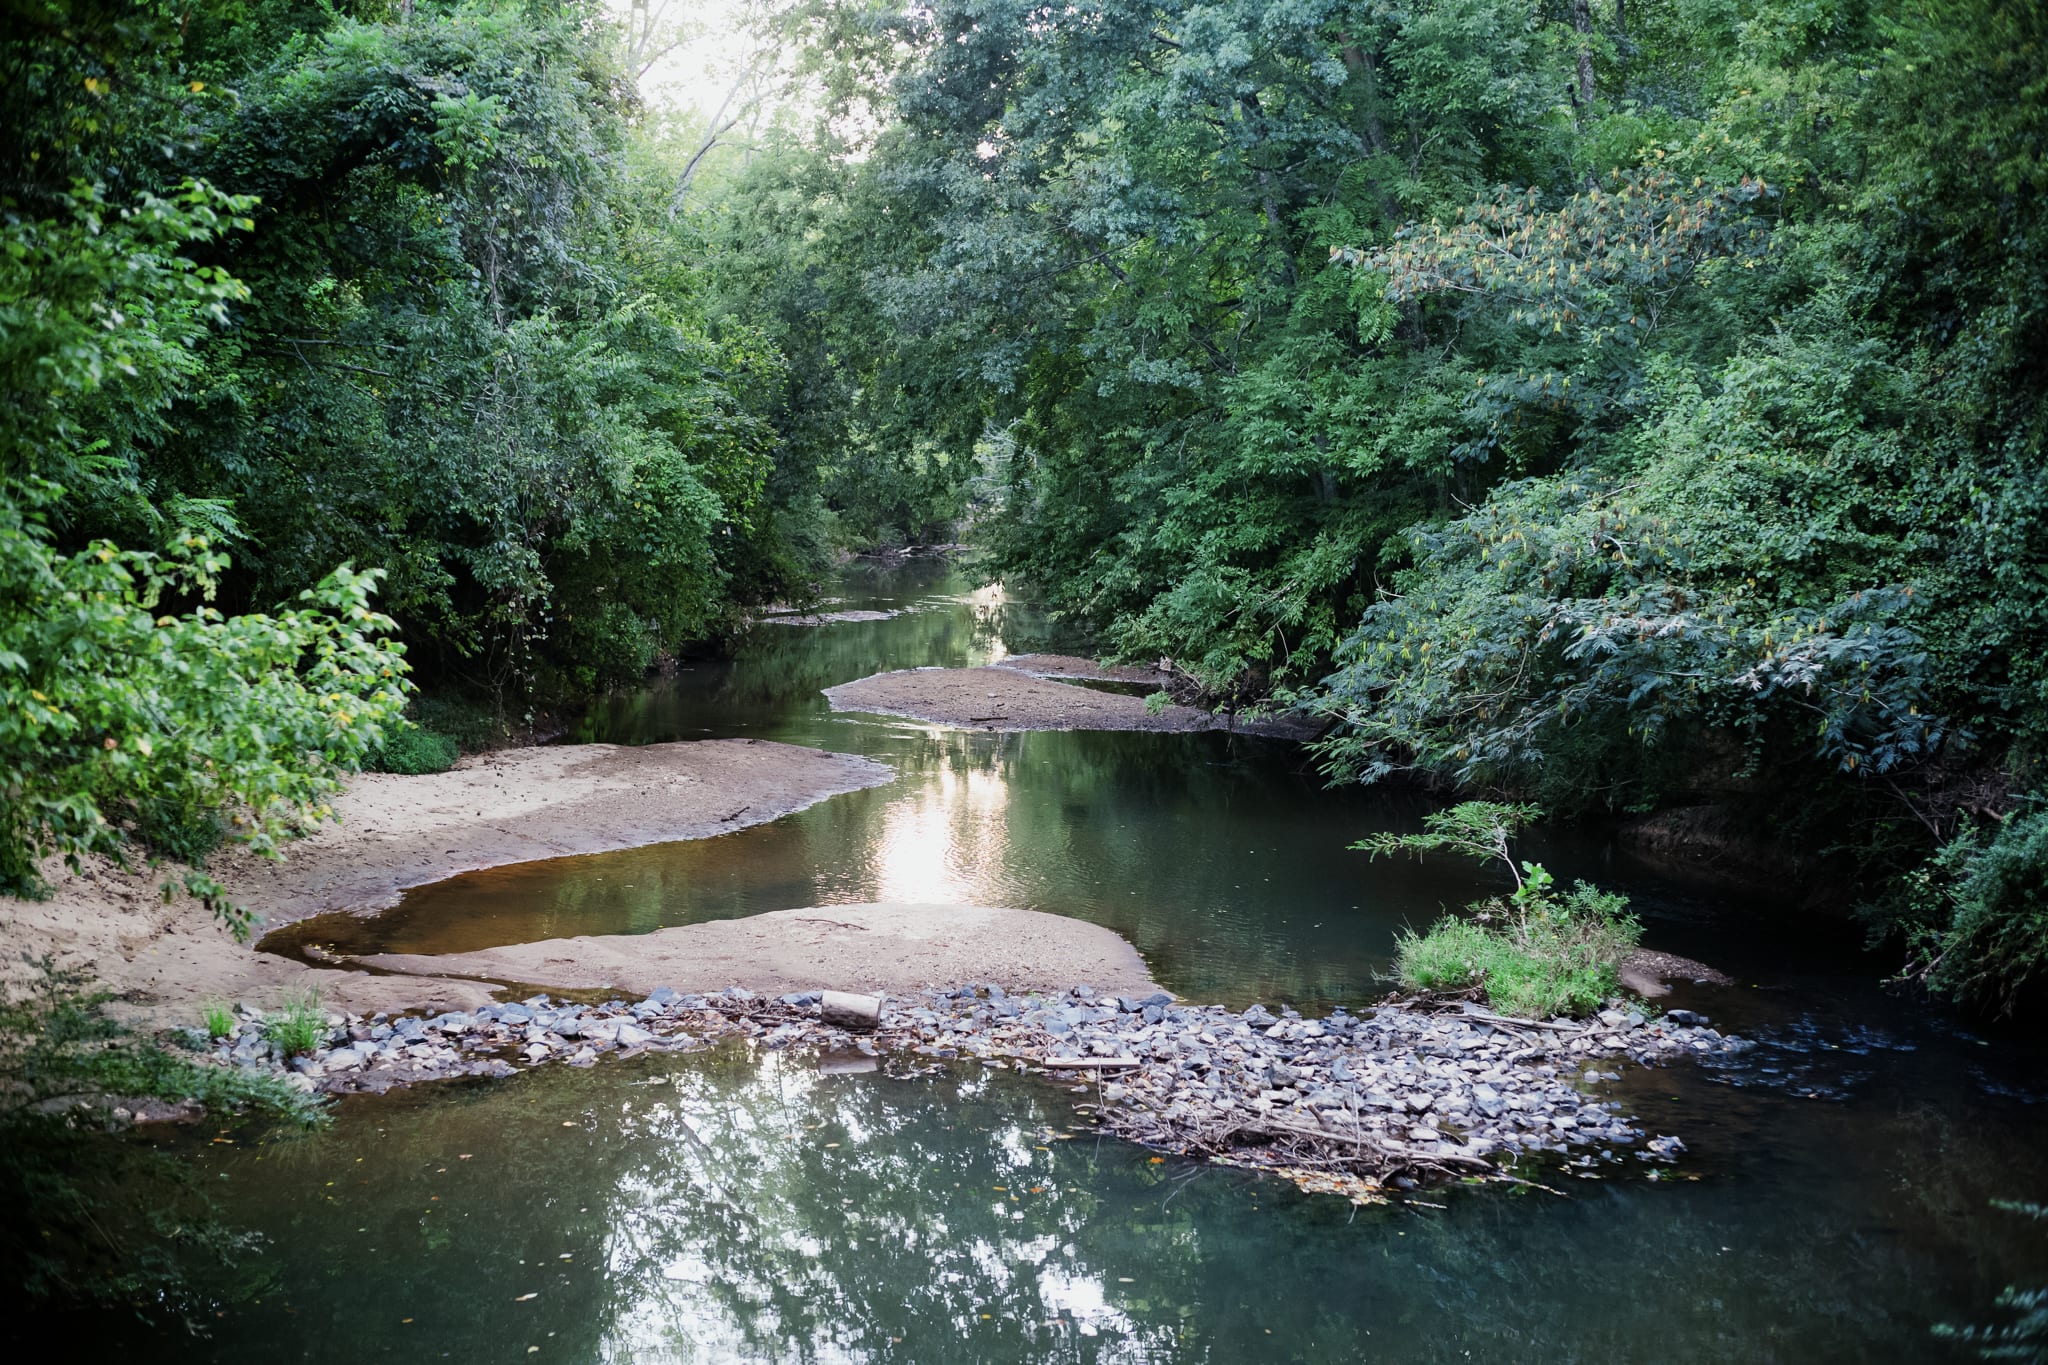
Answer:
[
  {"xmin": 1572, "ymin": 0, "xmax": 1596, "ymax": 107},
  {"xmin": 1338, "ymin": 35, "xmax": 1388, "ymax": 155}
]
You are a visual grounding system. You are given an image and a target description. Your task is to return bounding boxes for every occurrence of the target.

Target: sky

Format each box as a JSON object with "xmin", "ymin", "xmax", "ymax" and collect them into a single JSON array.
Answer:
[{"xmin": 611, "ymin": 0, "xmax": 753, "ymax": 115}]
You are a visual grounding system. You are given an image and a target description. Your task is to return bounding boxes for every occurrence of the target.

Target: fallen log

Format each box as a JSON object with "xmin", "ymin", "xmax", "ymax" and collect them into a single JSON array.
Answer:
[{"xmin": 820, "ymin": 991, "xmax": 883, "ymax": 1032}]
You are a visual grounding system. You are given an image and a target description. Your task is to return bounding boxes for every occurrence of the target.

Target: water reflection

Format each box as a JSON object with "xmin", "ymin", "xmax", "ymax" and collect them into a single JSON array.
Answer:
[
  {"xmin": 270, "ymin": 562, "xmax": 1999, "ymax": 1015},
  {"xmin": 280, "ymin": 722, "xmax": 1488, "ymax": 1009},
  {"xmin": 116, "ymin": 1036, "xmax": 2048, "ymax": 1364},
  {"xmin": 269, "ymin": 560, "xmax": 1508, "ymax": 1004}
]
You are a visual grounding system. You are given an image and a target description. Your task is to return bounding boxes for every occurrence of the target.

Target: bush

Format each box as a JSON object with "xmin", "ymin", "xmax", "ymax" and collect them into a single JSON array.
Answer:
[
  {"xmin": 368, "ymin": 722, "xmax": 460, "ymax": 775},
  {"xmin": 200, "ymin": 1000, "xmax": 234, "ymax": 1040},
  {"xmin": 1397, "ymin": 884, "xmax": 1642, "ymax": 1020},
  {"xmin": 1873, "ymin": 804, "xmax": 2048, "ymax": 1013},
  {"xmin": 1362, "ymin": 802, "xmax": 1642, "ymax": 1018}
]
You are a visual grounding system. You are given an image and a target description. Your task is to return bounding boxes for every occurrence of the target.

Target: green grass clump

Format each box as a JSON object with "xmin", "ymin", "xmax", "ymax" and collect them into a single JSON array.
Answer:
[
  {"xmin": 1396, "ymin": 887, "xmax": 1641, "ymax": 1019},
  {"xmin": 260, "ymin": 989, "xmax": 327, "ymax": 1056},
  {"xmin": 200, "ymin": 1000, "xmax": 234, "ymax": 1040}
]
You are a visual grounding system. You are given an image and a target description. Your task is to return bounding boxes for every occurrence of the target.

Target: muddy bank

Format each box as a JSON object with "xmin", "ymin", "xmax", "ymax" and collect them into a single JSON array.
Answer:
[
  {"xmin": 1615, "ymin": 804, "xmax": 1844, "ymax": 908},
  {"xmin": 991, "ymin": 653, "xmax": 1178, "ymax": 686},
  {"xmin": 356, "ymin": 902, "xmax": 1160, "ymax": 999},
  {"xmin": 1619, "ymin": 947, "xmax": 1734, "ymax": 998},
  {"xmin": 824, "ymin": 665, "xmax": 1315, "ymax": 737},
  {"xmin": 2, "ymin": 740, "xmax": 894, "ymax": 1023}
]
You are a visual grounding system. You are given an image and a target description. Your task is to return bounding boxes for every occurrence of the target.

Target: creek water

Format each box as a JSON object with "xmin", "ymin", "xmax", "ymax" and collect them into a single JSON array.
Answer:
[{"xmin": 100, "ymin": 563, "xmax": 2048, "ymax": 1360}]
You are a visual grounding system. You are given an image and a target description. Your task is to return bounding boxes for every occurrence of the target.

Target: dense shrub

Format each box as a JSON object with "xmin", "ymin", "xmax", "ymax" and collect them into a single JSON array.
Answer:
[
  {"xmin": 1874, "ymin": 805, "xmax": 2048, "ymax": 1014},
  {"xmin": 369, "ymin": 724, "xmax": 461, "ymax": 776}
]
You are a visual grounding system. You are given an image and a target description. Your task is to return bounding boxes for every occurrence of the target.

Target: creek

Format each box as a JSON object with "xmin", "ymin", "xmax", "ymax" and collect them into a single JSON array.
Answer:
[{"xmin": 96, "ymin": 562, "xmax": 2048, "ymax": 1361}]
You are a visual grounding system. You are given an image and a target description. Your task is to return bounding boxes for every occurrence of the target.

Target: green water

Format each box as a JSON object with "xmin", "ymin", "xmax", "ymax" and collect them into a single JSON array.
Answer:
[{"xmin": 85, "ymin": 564, "xmax": 2048, "ymax": 1359}]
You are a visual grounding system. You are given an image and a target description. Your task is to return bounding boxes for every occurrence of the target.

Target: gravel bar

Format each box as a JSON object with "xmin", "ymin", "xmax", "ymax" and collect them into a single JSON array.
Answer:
[{"xmin": 195, "ymin": 984, "xmax": 1748, "ymax": 1203}]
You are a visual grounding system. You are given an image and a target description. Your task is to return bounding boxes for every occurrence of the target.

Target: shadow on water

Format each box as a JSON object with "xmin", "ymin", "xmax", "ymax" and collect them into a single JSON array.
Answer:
[{"xmin": 96, "ymin": 561, "xmax": 2048, "ymax": 1360}]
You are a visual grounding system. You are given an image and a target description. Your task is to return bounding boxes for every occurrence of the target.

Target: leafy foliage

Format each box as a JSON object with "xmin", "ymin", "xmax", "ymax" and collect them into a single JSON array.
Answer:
[
  {"xmin": 0, "ymin": 152, "xmax": 408, "ymax": 916},
  {"xmin": 1, "ymin": 0, "xmax": 867, "ymax": 917},
  {"xmin": 1355, "ymin": 801, "xmax": 1540, "ymax": 884},
  {"xmin": 687, "ymin": 0, "xmax": 2048, "ymax": 999}
]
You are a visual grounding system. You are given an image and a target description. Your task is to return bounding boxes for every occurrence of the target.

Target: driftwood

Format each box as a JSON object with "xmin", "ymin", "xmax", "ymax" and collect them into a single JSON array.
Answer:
[
  {"xmin": 820, "ymin": 991, "xmax": 882, "ymax": 1032},
  {"xmin": 1093, "ymin": 1094, "xmax": 1502, "ymax": 1188}
]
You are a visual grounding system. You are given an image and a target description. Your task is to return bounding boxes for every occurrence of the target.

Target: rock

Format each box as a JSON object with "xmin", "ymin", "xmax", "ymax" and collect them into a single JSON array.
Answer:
[{"xmin": 616, "ymin": 1023, "xmax": 655, "ymax": 1048}]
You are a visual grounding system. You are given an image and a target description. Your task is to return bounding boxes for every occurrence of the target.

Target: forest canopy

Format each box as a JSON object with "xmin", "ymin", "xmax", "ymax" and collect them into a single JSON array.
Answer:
[
  {"xmin": 3, "ymin": 0, "xmax": 2044, "ymax": 1005},
  {"xmin": 0, "ymin": 0, "xmax": 824, "ymax": 900}
]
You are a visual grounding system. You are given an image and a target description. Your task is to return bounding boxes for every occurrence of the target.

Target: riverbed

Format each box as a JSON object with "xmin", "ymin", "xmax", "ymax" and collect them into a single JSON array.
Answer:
[{"xmin": 74, "ymin": 562, "xmax": 2048, "ymax": 1361}]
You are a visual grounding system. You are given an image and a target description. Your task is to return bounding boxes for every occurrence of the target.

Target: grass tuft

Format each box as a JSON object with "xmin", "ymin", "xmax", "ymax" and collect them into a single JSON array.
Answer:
[
  {"xmin": 259, "ymin": 988, "xmax": 326, "ymax": 1056},
  {"xmin": 201, "ymin": 999, "xmax": 234, "ymax": 1040}
]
